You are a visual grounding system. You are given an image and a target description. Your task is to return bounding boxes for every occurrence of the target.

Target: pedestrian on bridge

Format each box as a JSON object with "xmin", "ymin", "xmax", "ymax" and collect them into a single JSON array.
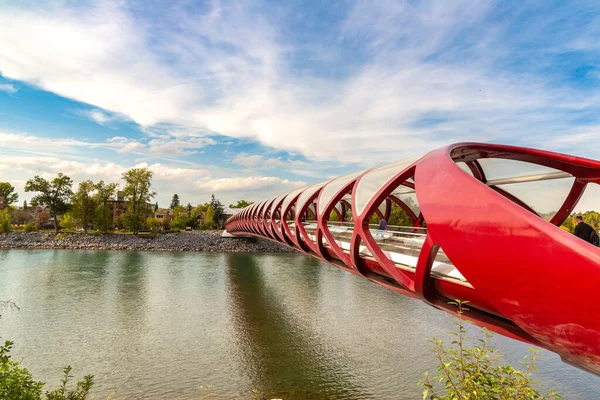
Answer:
[
  {"xmin": 378, "ymin": 218, "xmax": 388, "ymax": 231},
  {"xmin": 574, "ymin": 215, "xmax": 599, "ymax": 245}
]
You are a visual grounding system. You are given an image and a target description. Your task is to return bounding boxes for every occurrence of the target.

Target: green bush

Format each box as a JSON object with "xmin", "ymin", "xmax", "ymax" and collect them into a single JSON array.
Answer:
[
  {"xmin": 420, "ymin": 300, "xmax": 561, "ymax": 400},
  {"xmin": 145, "ymin": 217, "xmax": 161, "ymax": 233},
  {"xmin": 24, "ymin": 221, "xmax": 39, "ymax": 233},
  {"xmin": 0, "ymin": 341, "xmax": 94, "ymax": 400},
  {"xmin": 0, "ymin": 210, "xmax": 11, "ymax": 233}
]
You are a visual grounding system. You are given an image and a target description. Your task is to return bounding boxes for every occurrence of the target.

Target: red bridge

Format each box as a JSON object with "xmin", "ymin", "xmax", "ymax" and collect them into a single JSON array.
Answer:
[{"xmin": 225, "ymin": 143, "xmax": 600, "ymax": 375}]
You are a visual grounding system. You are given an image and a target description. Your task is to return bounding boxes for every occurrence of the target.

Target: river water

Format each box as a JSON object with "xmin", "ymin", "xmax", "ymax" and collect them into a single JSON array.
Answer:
[{"xmin": 0, "ymin": 249, "xmax": 599, "ymax": 399}]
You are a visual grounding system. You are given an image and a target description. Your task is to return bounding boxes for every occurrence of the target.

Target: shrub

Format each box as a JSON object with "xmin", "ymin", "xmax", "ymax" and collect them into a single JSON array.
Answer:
[
  {"xmin": 0, "ymin": 341, "xmax": 43, "ymax": 399},
  {"xmin": 145, "ymin": 217, "xmax": 161, "ymax": 233},
  {"xmin": 24, "ymin": 221, "xmax": 39, "ymax": 232},
  {"xmin": 1, "ymin": 302, "xmax": 95, "ymax": 400},
  {"xmin": 420, "ymin": 300, "xmax": 561, "ymax": 400},
  {"xmin": 0, "ymin": 341, "xmax": 94, "ymax": 400},
  {"xmin": 0, "ymin": 210, "xmax": 11, "ymax": 233}
]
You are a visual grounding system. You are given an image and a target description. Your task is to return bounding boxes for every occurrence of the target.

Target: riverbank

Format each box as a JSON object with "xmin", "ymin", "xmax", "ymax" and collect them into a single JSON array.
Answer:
[{"xmin": 0, "ymin": 231, "xmax": 295, "ymax": 253}]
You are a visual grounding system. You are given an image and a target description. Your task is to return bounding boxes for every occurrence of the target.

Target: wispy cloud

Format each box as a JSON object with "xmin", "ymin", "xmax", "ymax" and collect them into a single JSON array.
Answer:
[
  {"xmin": 196, "ymin": 176, "xmax": 305, "ymax": 193},
  {"xmin": 71, "ymin": 108, "xmax": 125, "ymax": 127},
  {"xmin": 0, "ymin": 83, "xmax": 17, "ymax": 94}
]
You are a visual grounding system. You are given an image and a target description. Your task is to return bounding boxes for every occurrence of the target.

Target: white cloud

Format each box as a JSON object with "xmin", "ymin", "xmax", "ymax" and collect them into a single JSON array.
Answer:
[
  {"xmin": 0, "ymin": 83, "xmax": 17, "ymax": 94},
  {"xmin": 0, "ymin": 1, "xmax": 599, "ymax": 168},
  {"xmin": 232, "ymin": 153, "xmax": 266, "ymax": 167},
  {"xmin": 0, "ymin": 152, "xmax": 260, "ymax": 206},
  {"xmin": 232, "ymin": 152, "xmax": 313, "ymax": 170},
  {"xmin": 147, "ymin": 137, "xmax": 216, "ymax": 156},
  {"xmin": 73, "ymin": 108, "xmax": 125, "ymax": 126},
  {"xmin": 0, "ymin": 131, "xmax": 148, "ymax": 155},
  {"xmin": 0, "ymin": 130, "xmax": 298, "ymax": 206},
  {"xmin": 106, "ymin": 136, "xmax": 145, "ymax": 153},
  {"xmin": 0, "ymin": 131, "xmax": 91, "ymax": 153},
  {"xmin": 196, "ymin": 176, "xmax": 305, "ymax": 193}
]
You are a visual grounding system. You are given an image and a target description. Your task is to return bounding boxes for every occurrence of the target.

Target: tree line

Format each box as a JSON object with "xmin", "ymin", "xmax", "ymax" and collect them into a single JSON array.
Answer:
[{"xmin": 0, "ymin": 168, "xmax": 230, "ymax": 234}]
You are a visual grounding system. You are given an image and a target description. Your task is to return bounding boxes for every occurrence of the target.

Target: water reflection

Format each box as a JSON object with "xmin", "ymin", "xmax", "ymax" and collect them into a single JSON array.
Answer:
[
  {"xmin": 0, "ymin": 250, "xmax": 598, "ymax": 399},
  {"xmin": 226, "ymin": 254, "xmax": 367, "ymax": 399}
]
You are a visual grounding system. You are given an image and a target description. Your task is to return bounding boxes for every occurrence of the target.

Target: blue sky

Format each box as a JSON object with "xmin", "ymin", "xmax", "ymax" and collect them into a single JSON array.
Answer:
[{"xmin": 1, "ymin": 0, "xmax": 600, "ymax": 206}]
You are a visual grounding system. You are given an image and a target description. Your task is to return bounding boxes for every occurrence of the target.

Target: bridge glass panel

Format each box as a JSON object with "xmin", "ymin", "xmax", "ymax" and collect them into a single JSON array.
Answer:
[
  {"xmin": 297, "ymin": 182, "xmax": 326, "ymax": 217},
  {"xmin": 573, "ymin": 183, "xmax": 600, "ymax": 215},
  {"xmin": 355, "ymin": 155, "xmax": 421, "ymax": 215},
  {"xmin": 318, "ymin": 171, "xmax": 361, "ymax": 214},
  {"xmin": 281, "ymin": 187, "xmax": 305, "ymax": 217},
  {"xmin": 272, "ymin": 192, "xmax": 289, "ymax": 221},
  {"xmin": 394, "ymin": 192, "xmax": 421, "ymax": 218},
  {"xmin": 456, "ymin": 161, "xmax": 474, "ymax": 177},
  {"xmin": 495, "ymin": 177, "xmax": 575, "ymax": 220},
  {"xmin": 478, "ymin": 158, "xmax": 563, "ymax": 181},
  {"xmin": 476, "ymin": 158, "xmax": 575, "ymax": 221}
]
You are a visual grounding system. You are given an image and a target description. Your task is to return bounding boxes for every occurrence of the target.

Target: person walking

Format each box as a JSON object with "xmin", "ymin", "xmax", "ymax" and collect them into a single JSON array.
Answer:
[
  {"xmin": 574, "ymin": 215, "xmax": 599, "ymax": 245},
  {"xmin": 378, "ymin": 218, "xmax": 388, "ymax": 230}
]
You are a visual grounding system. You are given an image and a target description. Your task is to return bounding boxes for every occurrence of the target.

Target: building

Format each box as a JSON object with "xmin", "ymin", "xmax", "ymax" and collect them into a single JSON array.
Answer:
[
  {"xmin": 154, "ymin": 208, "xmax": 173, "ymax": 220},
  {"xmin": 109, "ymin": 191, "xmax": 127, "ymax": 228},
  {"xmin": 107, "ymin": 191, "xmax": 153, "ymax": 229}
]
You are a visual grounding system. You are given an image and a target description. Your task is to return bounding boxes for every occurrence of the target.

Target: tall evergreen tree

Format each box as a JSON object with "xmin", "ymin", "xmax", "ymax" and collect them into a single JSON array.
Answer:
[
  {"xmin": 209, "ymin": 194, "xmax": 225, "ymax": 229},
  {"xmin": 170, "ymin": 194, "xmax": 180, "ymax": 209}
]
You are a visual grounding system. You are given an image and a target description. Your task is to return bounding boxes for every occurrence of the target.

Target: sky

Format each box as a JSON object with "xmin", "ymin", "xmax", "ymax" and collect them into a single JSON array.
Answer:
[{"xmin": 1, "ymin": 0, "xmax": 600, "ymax": 208}]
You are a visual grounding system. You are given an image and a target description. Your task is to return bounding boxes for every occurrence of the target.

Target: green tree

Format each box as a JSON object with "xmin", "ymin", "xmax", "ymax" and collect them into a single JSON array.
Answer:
[
  {"xmin": 170, "ymin": 205, "xmax": 188, "ymax": 231},
  {"xmin": 209, "ymin": 194, "xmax": 225, "ymax": 229},
  {"xmin": 388, "ymin": 201, "xmax": 413, "ymax": 226},
  {"xmin": 24, "ymin": 174, "xmax": 73, "ymax": 234},
  {"xmin": 153, "ymin": 202, "xmax": 159, "ymax": 213},
  {"xmin": 0, "ymin": 210, "xmax": 11, "ymax": 233},
  {"xmin": 170, "ymin": 194, "xmax": 180, "ymax": 210},
  {"xmin": 187, "ymin": 204, "xmax": 207, "ymax": 229},
  {"xmin": 122, "ymin": 168, "xmax": 155, "ymax": 235},
  {"xmin": 421, "ymin": 301, "xmax": 560, "ymax": 400},
  {"xmin": 202, "ymin": 205, "xmax": 216, "ymax": 230},
  {"xmin": 93, "ymin": 181, "xmax": 118, "ymax": 233},
  {"xmin": 71, "ymin": 180, "xmax": 97, "ymax": 234},
  {"xmin": 230, "ymin": 199, "xmax": 252, "ymax": 209},
  {"xmin": 23, "ymin": 200, "xmax": 27, "ymax": 210},
  {"xmin": 560, "ymin": 215, "xmax": 576, "ymax": 233},
  {"xmin": 0, "ymin": 182, "xmax": 18, "ymax": 206}
]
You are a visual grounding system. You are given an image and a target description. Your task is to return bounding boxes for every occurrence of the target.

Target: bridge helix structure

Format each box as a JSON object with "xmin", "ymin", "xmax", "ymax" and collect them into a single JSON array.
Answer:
[{"xmin": 225, "ymin": 142, "xmax": 600, "ymax": 375}]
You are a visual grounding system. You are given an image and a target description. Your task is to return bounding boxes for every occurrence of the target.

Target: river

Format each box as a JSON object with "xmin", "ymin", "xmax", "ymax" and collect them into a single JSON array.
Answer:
[{"xmin": 0, "ymin": 249, "xmax": 599, "ymax": 399}]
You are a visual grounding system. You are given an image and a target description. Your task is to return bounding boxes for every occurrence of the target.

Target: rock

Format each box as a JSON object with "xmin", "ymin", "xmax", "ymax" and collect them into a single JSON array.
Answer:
[{"xmin": 0, "ymin": 231, "xmax": 295, "ymax": 253}]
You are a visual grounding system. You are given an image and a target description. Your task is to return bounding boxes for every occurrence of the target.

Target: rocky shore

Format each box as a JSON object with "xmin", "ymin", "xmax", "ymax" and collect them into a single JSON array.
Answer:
[{"xmin": 0, "ymin": 231, "xmax": 296, "ymax": 253}]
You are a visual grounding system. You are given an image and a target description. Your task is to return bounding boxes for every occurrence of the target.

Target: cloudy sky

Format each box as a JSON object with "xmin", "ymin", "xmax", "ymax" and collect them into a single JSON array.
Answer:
[{"xmin": 1, "ymin": 0, "xmax": 599, "ymax": 207}]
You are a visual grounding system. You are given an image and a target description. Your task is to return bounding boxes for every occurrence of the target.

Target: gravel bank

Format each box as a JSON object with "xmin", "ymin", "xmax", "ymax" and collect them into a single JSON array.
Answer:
[{"xmin": 0, "ymin": 231, "xmax": 296, "ymax": 253}]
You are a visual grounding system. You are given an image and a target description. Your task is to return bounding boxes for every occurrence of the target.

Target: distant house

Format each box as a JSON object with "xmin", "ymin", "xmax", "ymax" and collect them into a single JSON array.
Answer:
[{"xmin": 154, "ymin": 208, "xmax": 173, "ymax": 220}]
